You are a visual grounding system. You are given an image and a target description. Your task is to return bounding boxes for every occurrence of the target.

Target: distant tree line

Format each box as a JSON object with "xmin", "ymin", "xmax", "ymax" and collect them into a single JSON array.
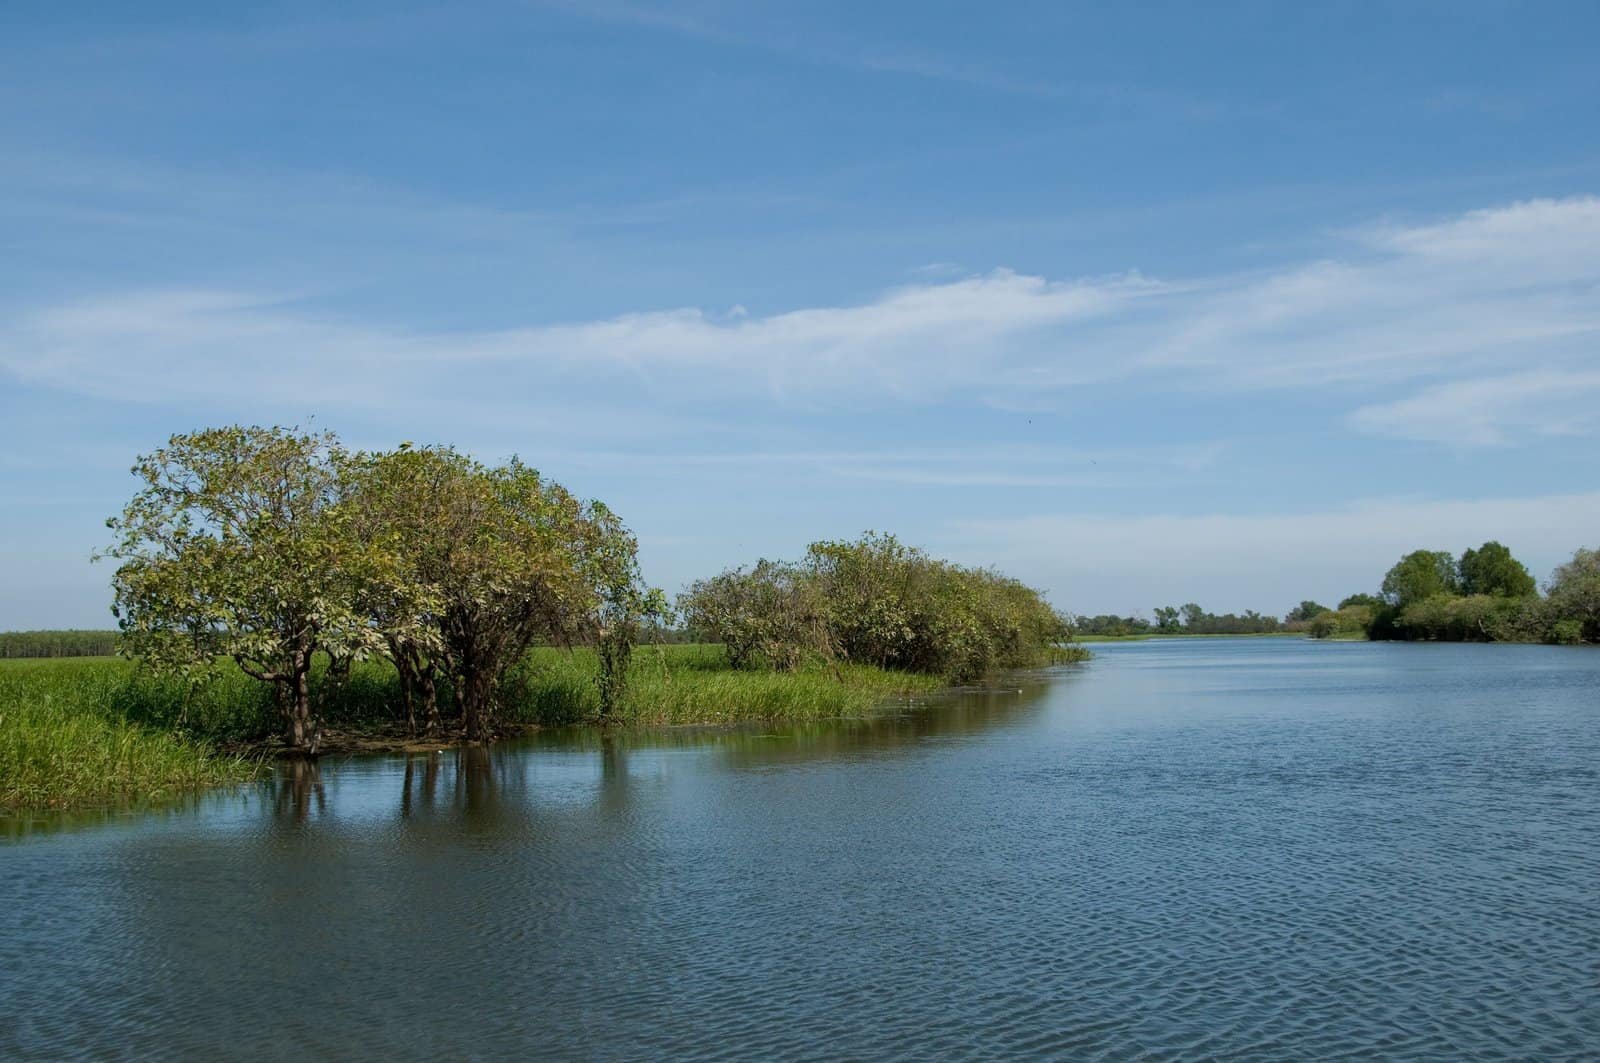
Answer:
[
  {"xmin": 102, "ymin": 426, "xmax": 664, "ymax": 752},
  {"xmin": 680, "ymin": 532, "xmax": 1074, "ymax": 682},
  {"xmin": 1308, "ymin": 541, "xmax": 1600, "ymax": 644},
  {"xmin": 0, "ymin": 630, "xmax": 120, "ymax": 659},
  {"xmin": 1075, "ymin": 601, "xmax": 1310, "ymax": 637}
]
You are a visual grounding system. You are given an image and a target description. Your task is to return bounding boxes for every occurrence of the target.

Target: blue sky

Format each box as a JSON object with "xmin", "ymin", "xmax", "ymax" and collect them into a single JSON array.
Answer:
[{"xmin": 3, "ymin": 0, "xmax": 1599, "ymax": 628}]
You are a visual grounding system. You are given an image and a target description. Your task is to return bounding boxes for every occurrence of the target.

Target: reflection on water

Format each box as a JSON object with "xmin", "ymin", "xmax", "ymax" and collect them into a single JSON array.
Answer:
[
  {"xmin": 271, "ymin": 757, "xmax": 325, "ymax": 822},
  {"xmin": 4, "ymin": 643, "xmax": 1600, "ymax": 1060}
]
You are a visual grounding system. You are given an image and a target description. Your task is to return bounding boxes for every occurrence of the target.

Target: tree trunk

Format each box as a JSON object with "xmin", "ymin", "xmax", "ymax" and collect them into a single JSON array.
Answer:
[
  {"xmin": 597, "ymin": 628, "xmax": 632, "ymax": 723},
  {"xmin": 459, "ymin": 667, "xmax": 495, "ymax": 742},
  {"xmin": 282, "ymin": 648, "xmax": 318, "ymax": 753},
  {"xmin": 418, "ymin": 666, "xmax": 439, "ymax": 734},
  {"xmin": 392, "ymin": 647, "xmax": 418, "ymax": 734}
]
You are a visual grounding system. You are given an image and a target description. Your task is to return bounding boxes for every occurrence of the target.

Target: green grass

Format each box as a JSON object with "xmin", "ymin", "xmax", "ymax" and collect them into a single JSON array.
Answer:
[
  {"xmin": 506, "ymin": 644, "xmax": 946, "ymax": 727},
  {"xmin": 0, "ymin": 659, "xmax": 258, "ymax": 811},
  {"xmin": 0, "ymin": 645, "xmax": 969, "ymax": 809}
]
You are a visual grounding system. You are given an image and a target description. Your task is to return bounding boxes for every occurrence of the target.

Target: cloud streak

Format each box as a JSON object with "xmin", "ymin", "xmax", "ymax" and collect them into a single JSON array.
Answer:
[
  {"xmin": 2, "ymin": 197, "xmax": 1597, "ymax": 445},
  {"xmin": 1350, "ymin": 370, "xmax": 1600, "ymax": 446},
  {"xmin": 546, "ymin": 442, "xmax": 1225, "ymax": 489}
]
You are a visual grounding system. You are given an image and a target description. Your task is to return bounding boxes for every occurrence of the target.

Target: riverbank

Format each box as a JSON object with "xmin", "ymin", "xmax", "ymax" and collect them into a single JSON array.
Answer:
[
  {"xmin": 0, "ymin": 660, "xmax": 260, "ymax": 811},
  {"xmin": 2, "ymin": 645, "xmax": 1090, "ymax": 810}
]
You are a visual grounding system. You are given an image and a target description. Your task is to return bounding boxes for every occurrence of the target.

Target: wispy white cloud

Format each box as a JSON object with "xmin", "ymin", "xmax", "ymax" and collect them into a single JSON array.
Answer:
[
  {"xmin": 0, "ymin": 271, "xmax": 1157, "ymax": 404},
  {"xmin": 2, "ymin": 197, "xmax": 1597, "ymax": 443},
  {"xmin": 546, "ymin": 442, "xmax": 1225, "ymax": 489},
  {"xmin": 948, "ymin": 491, "xmax": 1600, "ymax": 615},
  {"xmin": 1349, "ymin": 370, "xmax": 1600, "ymax": 446}
]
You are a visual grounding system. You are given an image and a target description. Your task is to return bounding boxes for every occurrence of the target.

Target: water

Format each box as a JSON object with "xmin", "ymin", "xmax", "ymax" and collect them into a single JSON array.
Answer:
[{"xmin": 4, "ymin": 638, "xmax": 1599, "ymax": 1060}]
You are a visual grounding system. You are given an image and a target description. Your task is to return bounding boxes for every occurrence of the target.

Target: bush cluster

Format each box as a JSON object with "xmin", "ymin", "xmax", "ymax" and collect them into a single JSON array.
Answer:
[
  {"xmin": 1309, "ymin": 542, "xmax": 1600, "ymax": 644},
  {"xmin": 681, "ymin": 532, "xmax": 1075, "ymax": 683},
  {"xmin": 1305, "ymin": 605, "xmax": 1373, "ymax": 639}
]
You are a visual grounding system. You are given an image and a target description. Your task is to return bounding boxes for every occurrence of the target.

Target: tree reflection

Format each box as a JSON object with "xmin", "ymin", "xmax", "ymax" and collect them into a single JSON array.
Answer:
[
  {"xmin": 456, "ymin": 744, "xmax": 497, "ymax": 815},
  {"xmin": 400, "ymin": 752, "xmax": 442, "ymax": 818},
  {"xmin": 272, "ymin": 757, "xmax": 326, "ymax": 823}
]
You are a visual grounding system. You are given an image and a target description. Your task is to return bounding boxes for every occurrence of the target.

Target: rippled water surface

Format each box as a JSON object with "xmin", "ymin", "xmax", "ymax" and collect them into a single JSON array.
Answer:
[{"xmin": 4, "ymin": 638, "xmax": 1600, "ymax": 1060}]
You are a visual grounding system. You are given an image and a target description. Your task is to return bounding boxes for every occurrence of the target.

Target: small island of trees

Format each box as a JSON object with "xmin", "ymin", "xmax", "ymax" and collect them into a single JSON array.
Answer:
[
  {"xmin": 76, "ymin": 425, "xmax": 1075, "ymax": 754},
  {"xmin": 1307, "ymin": 541, "xmax": 1600, "ymax": 644}
]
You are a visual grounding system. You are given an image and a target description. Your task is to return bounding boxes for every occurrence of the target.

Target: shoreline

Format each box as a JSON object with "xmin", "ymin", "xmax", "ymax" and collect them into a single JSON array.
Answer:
[{"xmin": 7, "ymin": 646, "xmax": 1080, "ymax": 810}]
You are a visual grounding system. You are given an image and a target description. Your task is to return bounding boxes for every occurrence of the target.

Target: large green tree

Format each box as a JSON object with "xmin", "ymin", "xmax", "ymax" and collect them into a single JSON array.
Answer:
[
  {"xmin": 351, "ymin": 450, "xmax": 599, "ymax": 740},
  {"xmin": 104, "ymin": 426, "xmax": 381, "ymax": 751},
  {"xmin": 1457, "ymin": 541, "xmax": 1536, "ymax": 598},
  {"xmin": 341, "ymin": 444, "xmax": 455, "ymax": 733},
  {"xmin": 1381, "ymin": 550, "xmax": 1460, "ymax": 608}
]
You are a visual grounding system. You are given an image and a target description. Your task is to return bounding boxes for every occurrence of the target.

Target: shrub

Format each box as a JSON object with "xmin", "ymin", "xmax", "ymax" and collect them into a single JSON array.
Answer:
[
  {"xmin": 679, "ymin": 560, "xmax": 829, "ymax": 670},
  {"xmin": 683, "ymin": 533, "xmax": 1071, "ymax": 684},
  {"xmin": 1307, "ymin": 605, "xmax": 1373, "ymax": 639},
  {"xmin": 1550, "ymin": 619, "xmax": 1586, "ymax": 646},
  {"xmin": 1546, "ymin": 547, "xmax": 1600, "ymax": 643},
  {"xmin": 1397, "ymin": 594, "xmax": 1521, "ymax": 642}
]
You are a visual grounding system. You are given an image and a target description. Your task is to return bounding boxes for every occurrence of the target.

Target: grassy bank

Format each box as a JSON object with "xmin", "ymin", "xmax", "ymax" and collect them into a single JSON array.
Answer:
[
  {"xmin": 1, "ymin": 645, "xmax": 983, "ymax": 810},
  {"xmin": 507, "ymin": 645, "xmax": 947, "ymax": 727},
  {"xmin": 0, "ymin": 659, "xmax": 257, "ymax": 811}
]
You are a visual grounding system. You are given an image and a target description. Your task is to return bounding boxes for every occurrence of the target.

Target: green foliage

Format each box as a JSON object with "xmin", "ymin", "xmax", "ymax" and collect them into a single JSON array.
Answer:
[
  {"xmin": 343, "ymin": 447, "xmax": 664, "ymax": 736},
  {"xmin": 1458, "ymin": 541, "xmax": 1536, "ymax": 598},
  {"xmin": 1550, "ymin": 619, "xmax": 1586, "ymax": 645},
  {"xmin": 809, "ymin": 533, "xmax": 1072, "ymax": 680},
  {"xmin": 683, "ymin": 532, "xmax": 1072, "ymax": 684},
  {"xmin": 1306, "ymin": 605, "xmax": 1373, "ymax": 639},
  {"xmin": 103, "ymin": 426, "xmax": 387, "ymax": 750},
  {"xmin": 1073, "ymin": 614, "xmax": 1154, "ymax": 637},
  {"xmin": 1152, "ymin": 606, "xmax": 1181, "ymax": 633},
  {"xmin": 1546, "ymin": 547, "xmax": 1600, "ymax": 643},
  {"xmin": 1346, "ymin": 542, "xmax": 1597, "ymax": 644},
  {"xmin": 0, "ymin": 647, "xmax": 946, "ymax": 808},
  {"xmin": 1286, "ymin": 601, "xmax": 1329, "ymax": 624},
  {"xmin": 680, "ymin": 559, "xmax": 831, "ymax": 670},
  {"xmin": 499, "ymin": 645, "xmax": 944, "ymax": 727},
  {"xmin": 1338, "ymin": 593, "xmax": 1384, "ymax": 611},
  {"xmin": 1381, "ymin": 550, "xmax": 1460, "ymax": 608},
  {"xmin": 1482, "ymin": 596, "xmax": 1558, "ymax": 645},
  {"xmin": 578, "ymin": 502, "xmax": 670, "ymax": 721},
  {"xmin": 1397, "ymin": 594, "xmax": 1522, "ymax": 642},
  {"xmin": 103, "ymin": 430, "xmax": 668, "ymax": 745},
  {"xmin": 95, "ymin": 426, "xmax": 971, "ymax": 754},
  {"xmin": 0, "ymin": 630, "xmax": 120, "ymax": 659},
  {"xmin": 1174, "ymin": 605, "xmax": 1284, "ymax": 635}
]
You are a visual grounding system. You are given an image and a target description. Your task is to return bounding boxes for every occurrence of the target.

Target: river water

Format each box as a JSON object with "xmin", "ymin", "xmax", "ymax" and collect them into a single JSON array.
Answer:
[{"xmin": 3, "ymin": 638, "xmax": 1599, "ymax": 1060}]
